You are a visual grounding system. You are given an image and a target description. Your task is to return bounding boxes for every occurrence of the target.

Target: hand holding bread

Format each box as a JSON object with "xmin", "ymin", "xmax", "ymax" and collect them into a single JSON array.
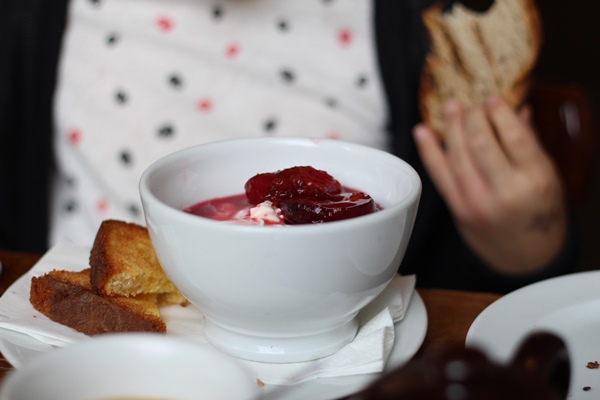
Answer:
[
  {"xmin": 414, "ymin": 98, "xmax": 566, "ymax": 275},
  {"xmin": 414, "ymin": 0, "xmax": 567, "ymax": 275}
]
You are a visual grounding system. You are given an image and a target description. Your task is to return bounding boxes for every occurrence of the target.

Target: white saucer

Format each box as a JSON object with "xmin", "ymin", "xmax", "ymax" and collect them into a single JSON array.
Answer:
[
  {"xmin": 0, "ymin": 242, "xmax": 427, "ymax": 400},
  {"xmin": 466, "ymin": 270, "xmax": 600, "ymax": 400},
  {"xmin": 0, "ymin": 292, "xmax": 426, "ymax": 400}
]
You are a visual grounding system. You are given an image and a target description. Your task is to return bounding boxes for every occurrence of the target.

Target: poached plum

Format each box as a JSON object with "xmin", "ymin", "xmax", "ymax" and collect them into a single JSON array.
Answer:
[
  {"xmin": 185, "ymin": 166, "xmax": 379, "ymax": 224},
  {"xmin": 245, "ymin": 166, "xmax": 378, "ymax": 224},
  {"xmin": 245, "ymin": 166, "xmax": 343, "ymax": 204}
]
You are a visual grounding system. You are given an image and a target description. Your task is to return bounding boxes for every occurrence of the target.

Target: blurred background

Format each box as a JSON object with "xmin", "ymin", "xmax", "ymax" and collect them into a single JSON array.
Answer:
[{"xmin": 534, "ymin": 0, "xmax": 600, "ymax": 271}]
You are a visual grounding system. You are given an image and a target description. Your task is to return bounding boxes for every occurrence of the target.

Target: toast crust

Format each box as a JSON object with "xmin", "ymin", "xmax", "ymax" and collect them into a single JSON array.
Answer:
[
  {"xmin": 89, "ymin": 220, "xmax": 180, "ymax": 300},
  {"xmin": 30, "ymin": 220, "xmax": 189, "ymax": 336},
  {"xmin": 30, "ymin": 269, "xmax": 166, "ymax": 335}
]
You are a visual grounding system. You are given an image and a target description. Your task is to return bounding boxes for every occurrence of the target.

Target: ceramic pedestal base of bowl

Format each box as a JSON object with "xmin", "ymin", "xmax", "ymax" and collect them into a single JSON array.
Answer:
[{"xmin": 204, "ymin": 315, "xmax": 359, "ymax": 363}]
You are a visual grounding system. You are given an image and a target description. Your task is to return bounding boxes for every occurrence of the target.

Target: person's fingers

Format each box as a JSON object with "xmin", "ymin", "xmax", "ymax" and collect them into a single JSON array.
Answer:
[
  {"xmin": 413, "ymin": 124, "xmax": 462, "ymax": 209},
  {"xmin": 486, "ymin": 96, "xmax": 547, "ymax": 167},
  {"xmin": 518, "ymin": 104, "xmax": 533, "ymax": 126},
  {"xmin": 442, "ymin": 101, "xmax": 499, "ymax": 205},
  {"xmin": 461, "ymin": 105, "xmax": 512, "ymax": 183},
  {"xmin": 442, "ymin": 100, "xmax": 466, "ymax": 156},
  {"xmin": 442, "ymin": 101, "xmax": 481, "ymax": 186}
]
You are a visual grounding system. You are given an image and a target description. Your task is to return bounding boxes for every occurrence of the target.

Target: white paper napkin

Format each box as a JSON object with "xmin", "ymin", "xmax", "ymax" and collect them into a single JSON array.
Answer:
[{"xmin": 0, "ymin": 241, "xmax": 416, "ymax": 385}]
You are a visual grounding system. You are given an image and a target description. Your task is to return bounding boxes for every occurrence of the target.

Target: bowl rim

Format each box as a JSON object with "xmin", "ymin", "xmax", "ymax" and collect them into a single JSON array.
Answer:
[{"xmin": 139, "ymin": 137, "xmax": 422, "ymax": 233}]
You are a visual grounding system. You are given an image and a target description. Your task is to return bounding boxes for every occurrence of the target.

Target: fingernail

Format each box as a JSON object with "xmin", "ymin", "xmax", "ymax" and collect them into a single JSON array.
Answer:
[
  {"xmin": 444, "ymin": 100, "xmax": 461, "ymax": 116},
  {"xmin": 413, "ymin": 124, "xmax": 429, "ymax": 141},
  {"xmin": 486, "ymin": 95, "xmax": 501, "ymax": 107}
]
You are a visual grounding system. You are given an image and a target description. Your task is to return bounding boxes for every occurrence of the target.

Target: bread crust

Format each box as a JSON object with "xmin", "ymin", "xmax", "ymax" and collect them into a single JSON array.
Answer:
[
  {"xmin": 30, "ymin": 269, "xmax": 166, "ymax": 335},
  {"xmin": 419, "ymin": 0, "xmax": 543, "ymax": 137},
  {"xmin": 29, "ymin": 219, "xmax": 188, "ymax": 336},
  {"xmin": 89, "ymin": 220, "xmax": 180, "ymax": 299}
]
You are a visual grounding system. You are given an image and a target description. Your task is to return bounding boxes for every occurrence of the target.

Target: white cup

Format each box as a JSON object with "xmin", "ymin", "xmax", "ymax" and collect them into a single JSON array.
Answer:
[{"xmin": 0, "ymin": 333, "xmax": 260, "ymax": 400}]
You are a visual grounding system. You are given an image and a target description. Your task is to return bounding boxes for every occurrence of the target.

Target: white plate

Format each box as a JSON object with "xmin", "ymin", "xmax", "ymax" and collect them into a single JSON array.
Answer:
[
  {"xmin": 466, "ymin": 270, "xmax": 600, "ymax": 399},
  {"xmin": 0, "ymin": 294, "xmax": 426, "ymax": 400},
  {"xmin": 0, "ymin": 254, "xmax": 426, "ymax": 400}
]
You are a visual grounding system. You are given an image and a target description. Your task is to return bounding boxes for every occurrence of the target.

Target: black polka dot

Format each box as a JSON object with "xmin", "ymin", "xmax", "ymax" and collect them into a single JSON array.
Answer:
[
  {"xmin": 157, "ymin": 124, "xmax": 175, "ymax": 138},
  {"xmin": 356, "ymin": 75, "xmax": 368, "ymax": 88},
  {"xmin": 64, "ymin": 199, "xmax": 77, "ymax": 214},
  {"xmin": 325, "ymin": 97, "xmax": 338, "ymax": 108},
  {"xmin": 115, "ymin": 90, "xmax": 128, "ymax": 104},
  {"xmin": 106, "ymin": 32, "xmax": 119, "ymax": 46},
  {"xmin": 64, "ymin": 175, "xmax": 77, "ymax": 187},
  {"xmin": 89, "ymin": 0, "xmax": 102, "ymax": 7},
  {"xmin": 321, "ymin": 0, "xmax": 334, "ymax": 4},
  {"xmin": 212, "ymin": 5, "xmax": 224, "ymax": 20},
  {"xmin": 119, "ymin": 150, "xmax": 133, "ymax": 166},
  {"xmin": 128, "ymin": 203, "xmax": 141, "ymax": 217},
  {"xmin": 277, "ymin": 18, "xmax": 289, "ymax": 32},
  {"xmin": 280, "ymin": 69, "xmax": 295, "ymax": 84},
  {"xmin": 168, "ymin": 74, "xmax": 183, "ymax": 90},
  {"xmin": 263, "ymin": 118, "xmax": 277, "ymax": 133}
]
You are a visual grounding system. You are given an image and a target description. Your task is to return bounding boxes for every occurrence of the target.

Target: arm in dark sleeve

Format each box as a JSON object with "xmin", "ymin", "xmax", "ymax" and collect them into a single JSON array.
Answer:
[
  {"xmin": 0, "ymin": 0, "xmax": 69, "ymax": 252},
  {"xmin": 465, "ymin": 211, "xmax": 580, "ymax": 293}
]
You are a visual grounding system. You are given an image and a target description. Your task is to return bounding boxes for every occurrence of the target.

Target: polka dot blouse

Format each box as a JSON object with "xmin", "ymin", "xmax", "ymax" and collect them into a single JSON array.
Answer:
[{"xmin": 50, "ymin": 0, "xmax": 389, "ymax": 247}]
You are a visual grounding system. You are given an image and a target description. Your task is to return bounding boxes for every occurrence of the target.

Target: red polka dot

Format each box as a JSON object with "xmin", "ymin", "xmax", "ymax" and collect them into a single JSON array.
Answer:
[
  {"xmin": 97, "ymin": 198, "xmax": 109, "ymax": 213},
  {"xmin": 157, "ymin": 16, "xmax": 174, "ymax": 32},
  {"xmin": 68, "ymin": 128, "xmax": 82, "ymax": 145},
  {"xmin": 326, "ymin": 131, "xmax": 342, "ymax": 140},
  {"xmin": 196, "ymin": 98, "xmax": 213, "ymax": 112},
  {"xmin": 338, "ymin": 28, "xmax": 353, "ymax": 47},
  {"xmin": 225, "ymin": 43, "xmax": 240, "ymax": 58}
]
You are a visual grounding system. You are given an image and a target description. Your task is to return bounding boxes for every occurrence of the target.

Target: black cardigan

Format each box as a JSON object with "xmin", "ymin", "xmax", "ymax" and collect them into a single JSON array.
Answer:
[{"xmin": 0, "ymin": 0, "xmax": 579, "ymax": 293}]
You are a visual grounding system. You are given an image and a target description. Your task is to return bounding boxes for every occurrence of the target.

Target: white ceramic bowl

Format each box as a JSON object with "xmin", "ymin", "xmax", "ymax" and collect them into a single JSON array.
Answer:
[
  {"xmin": 139, "ymin": 137, "xmax": 421, "ymax": 363},
  {"xmin": 0, "ymin": 333, "xmax": 259, "ymax": 400}
]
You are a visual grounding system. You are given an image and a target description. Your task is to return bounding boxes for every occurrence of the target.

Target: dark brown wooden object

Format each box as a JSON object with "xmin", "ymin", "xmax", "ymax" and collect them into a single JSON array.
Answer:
[{"xmin": 528, "ymin": 79, "xmax": 597, "ymax": 205}]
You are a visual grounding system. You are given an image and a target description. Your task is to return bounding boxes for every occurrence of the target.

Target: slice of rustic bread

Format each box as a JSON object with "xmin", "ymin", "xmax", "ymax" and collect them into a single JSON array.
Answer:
[
  {"xmin": 419, "ymin": 0, "xmax": 542, "ymax": 136},
  {"xmin": 89, "ymin": 220, "xmax": 186, "ymax": 305},
  {"xmin": 30, "ymin": 269, "xmax": 167, "ymax": 335}
]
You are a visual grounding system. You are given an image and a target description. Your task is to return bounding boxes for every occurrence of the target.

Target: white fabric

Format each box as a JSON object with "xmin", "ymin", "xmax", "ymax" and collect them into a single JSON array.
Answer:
[{"xmin": 50, "ymin": 0, "xmax": 389, "ymax": 247}]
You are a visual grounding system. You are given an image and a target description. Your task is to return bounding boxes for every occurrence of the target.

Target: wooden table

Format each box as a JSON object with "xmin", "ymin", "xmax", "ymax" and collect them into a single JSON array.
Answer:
[{"xmin": 0, "ymin": 249, "xmax": 502, "ymax": 383}]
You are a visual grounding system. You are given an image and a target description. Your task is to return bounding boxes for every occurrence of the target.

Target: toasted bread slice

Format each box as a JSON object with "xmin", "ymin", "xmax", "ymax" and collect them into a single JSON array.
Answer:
[
  {"xmin": 89, "ymin": 220, "xmax": 185, "ymax": 305},
  {"xmin": 419, "ymin": 0, "xmax": 542, "ymax": 137},
  {"xmin": 30, "ymin": 269, "xmax": 166, "ymax": 335}
]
